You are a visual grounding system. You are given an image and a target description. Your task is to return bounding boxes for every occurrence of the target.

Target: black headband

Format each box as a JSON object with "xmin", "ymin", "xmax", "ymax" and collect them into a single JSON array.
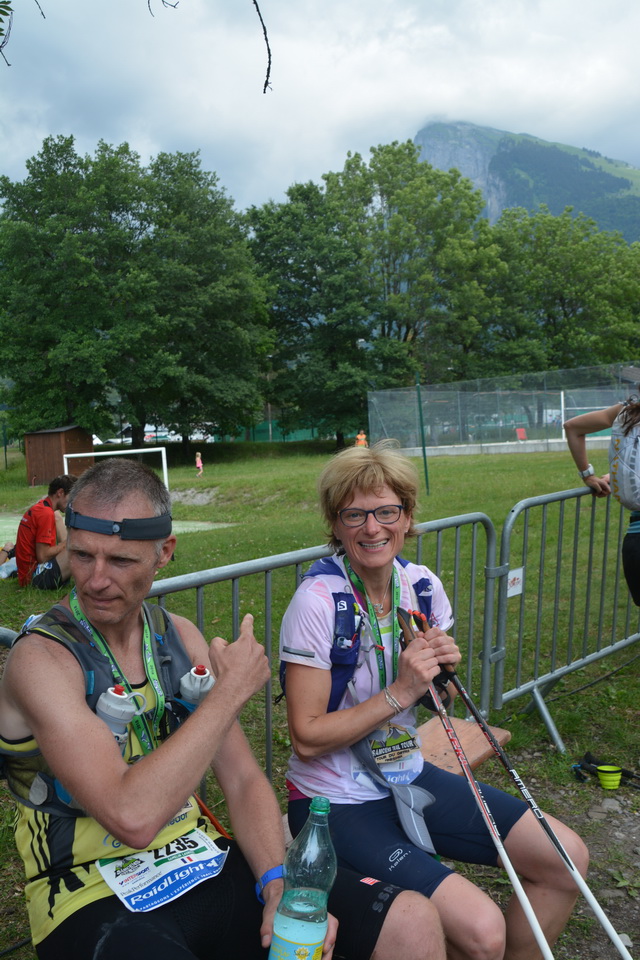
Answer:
[{"xmin": 65, "ymin": 506, "xmax": 172, "ymax": 540}]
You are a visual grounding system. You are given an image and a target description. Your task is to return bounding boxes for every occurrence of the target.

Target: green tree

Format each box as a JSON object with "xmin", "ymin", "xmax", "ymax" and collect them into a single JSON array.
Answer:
[
  {"xmin": 138, "ymin": 149, "xmax": 271, "ymax": 447},
  {"xmin": 249, "ymin": 141, "xmax": 504, "ymax": 444},
  {"xmin": 249, "ymin": 180, "xmax": 375, "ymax": 446},
  {"xmin": 0, "ymin": 135, "xmax": 270, "ymax": 443},
  {"xmin": 325, "ymin": 142, "xmax": 505, "ymax": 383},
  {"xmin": 487, "ymin": 206, "xmax": 640, "ymax": 371},
  {"xmin": 0, "ymin": 136, "xmax": 146, "ymax": 435}
]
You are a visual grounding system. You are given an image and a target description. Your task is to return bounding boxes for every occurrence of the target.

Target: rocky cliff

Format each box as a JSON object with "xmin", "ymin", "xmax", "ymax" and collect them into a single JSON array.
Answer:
[{"xmin": 414, "ymin": 121, "xmax": 640, "ymax": 240}]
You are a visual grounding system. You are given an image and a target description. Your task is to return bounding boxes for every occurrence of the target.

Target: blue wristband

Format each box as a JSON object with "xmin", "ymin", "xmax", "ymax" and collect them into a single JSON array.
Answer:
[{"xmin": 255, "ymin": 864, "xmax": 285, "ymax": 903}]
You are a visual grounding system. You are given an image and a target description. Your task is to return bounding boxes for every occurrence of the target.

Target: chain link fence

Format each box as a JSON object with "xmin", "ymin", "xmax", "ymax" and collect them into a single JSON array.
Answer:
[{"xmin": 369, "ymin": 362, "xmax": 640, "ymax": 448}]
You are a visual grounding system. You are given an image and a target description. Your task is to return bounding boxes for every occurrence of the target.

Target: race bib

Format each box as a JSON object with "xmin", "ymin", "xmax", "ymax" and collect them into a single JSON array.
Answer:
[
  {"xmin": 369, "ymin": 722, "xmax": 423, "ymax": 785},
  {"xmin": 351, "ymin": 723, "xmax": 423, "ymax": 788},
  {"xmin": 97, "ymin": 829, "xmax": 228, "ymax": 912}
]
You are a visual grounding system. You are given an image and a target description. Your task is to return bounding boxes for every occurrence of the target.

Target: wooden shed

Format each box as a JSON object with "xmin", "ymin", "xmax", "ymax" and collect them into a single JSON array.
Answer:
[{"xmin": 24, "ymin": 425, "xmax": 94, "ymax": 486}]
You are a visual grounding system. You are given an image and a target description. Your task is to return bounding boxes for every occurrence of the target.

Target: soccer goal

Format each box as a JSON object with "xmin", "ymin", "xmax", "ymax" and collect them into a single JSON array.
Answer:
[{"xmin": 63, "ymin": 447, "xmax": 170, "ymax": 490}]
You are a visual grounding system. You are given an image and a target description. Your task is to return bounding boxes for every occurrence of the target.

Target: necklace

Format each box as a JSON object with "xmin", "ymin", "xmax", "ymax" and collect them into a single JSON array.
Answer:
[{"xmin": 367, "ymin": 577, "xmax": 391, "ymax": 615}]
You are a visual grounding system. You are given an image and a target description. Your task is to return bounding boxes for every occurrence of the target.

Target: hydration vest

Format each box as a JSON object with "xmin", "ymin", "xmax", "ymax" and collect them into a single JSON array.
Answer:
[
  {"xmin": 610, "ymin": 409, "xmax": 640, "ymax": 511},
  {"xmin": 278, "ymin": 555, "xmax": 436, "ymax": 713},
  {"xmin": 0, "ymin": 602, "xmax": 193, "ymax": 818}
]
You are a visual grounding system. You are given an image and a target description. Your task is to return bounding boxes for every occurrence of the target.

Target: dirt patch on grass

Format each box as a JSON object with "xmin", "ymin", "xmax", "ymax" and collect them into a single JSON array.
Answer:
[
  {"xmin": 170, "ymin": 487, "xmax": 219, "ymax": 506},
  {"xmin": 558, "ymin": 788, "xmax": 639, "ymax": 956},
  {"xmin": 470, "ymin": 748, "xmax": 640, "ymax": 958}
]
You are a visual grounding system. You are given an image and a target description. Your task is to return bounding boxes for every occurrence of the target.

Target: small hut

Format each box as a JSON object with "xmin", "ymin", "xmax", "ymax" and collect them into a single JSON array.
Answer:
[{"xmin": 24, "ymin": 425, "xmax": 94, "ymax": 486}]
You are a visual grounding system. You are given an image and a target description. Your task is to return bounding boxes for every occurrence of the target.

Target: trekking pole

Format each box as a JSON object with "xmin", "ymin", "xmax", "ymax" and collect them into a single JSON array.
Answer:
[
  {"xmin": 397, "ymin": 608, "xmax": 555, "ymax": 960},
  {"xmin": 407, "ymin": 610, "xmax": 634, "ymax": 960}
]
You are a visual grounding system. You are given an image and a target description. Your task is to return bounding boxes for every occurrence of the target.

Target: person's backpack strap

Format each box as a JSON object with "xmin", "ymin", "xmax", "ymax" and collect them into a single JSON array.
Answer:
[
  {"xmin": 302, "ymin": 556, "xmax": 347, "ymax": 581},
  {"xmin": 327, "ymin": 593, "xmax": 362, "ymax": 712},
  {"xmin": 397, "ymin": 556, "xmax": 435, "ymax": 624},
  {"xmin": 278, "ymin": 590, "xmax": 363, "ymax": 712},
  {"xmin": 280, "ymin": 555, "xmax": 438, "ymax": 712}
]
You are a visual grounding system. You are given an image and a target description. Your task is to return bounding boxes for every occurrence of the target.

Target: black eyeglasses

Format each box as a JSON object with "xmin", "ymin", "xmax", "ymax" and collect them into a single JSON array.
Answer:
[{"xmin": 338, "ymin": 505, "xmax": 404, "ymax": 527}]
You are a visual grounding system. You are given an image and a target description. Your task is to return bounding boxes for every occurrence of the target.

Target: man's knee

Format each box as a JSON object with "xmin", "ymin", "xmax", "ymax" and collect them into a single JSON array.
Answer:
[{"xmin": 372, "ymin": 890, "xmax": 446, "ymax": 960}]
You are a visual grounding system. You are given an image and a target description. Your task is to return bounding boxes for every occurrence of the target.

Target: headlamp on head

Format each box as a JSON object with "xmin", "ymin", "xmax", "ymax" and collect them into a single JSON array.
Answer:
[{"xmin": 65, "ymin": 506, "xmax": 172, "ymax": 540}]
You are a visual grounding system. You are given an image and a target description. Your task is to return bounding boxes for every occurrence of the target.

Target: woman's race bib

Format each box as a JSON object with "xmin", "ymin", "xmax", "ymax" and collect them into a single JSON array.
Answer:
[{"xmin": 351, "ymin": 722, "xmax": 423, "ymax": 788}]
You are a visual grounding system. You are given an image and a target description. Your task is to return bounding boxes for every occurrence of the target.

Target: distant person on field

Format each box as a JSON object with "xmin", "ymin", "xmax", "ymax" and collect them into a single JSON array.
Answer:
[
  {"xmin": 564, "ymin": 392, "xmax": 640, "ymax": 604},
  {"xmin": 355, "ymin": 429, "xmax": 368, "ymax": 448},
  {"xmin": 195, "ymin": 451, "xmax": 203, "ymax": 477},
  {"xmin": 15, "ymin": 474, "xmax": 77, "ymax": 589}
]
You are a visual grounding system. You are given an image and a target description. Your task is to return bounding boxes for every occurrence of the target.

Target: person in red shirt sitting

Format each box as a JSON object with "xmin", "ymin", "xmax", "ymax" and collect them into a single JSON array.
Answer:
[{"xmin": 16, "ymin": 475, "xmax": 77, "ymax": 589}]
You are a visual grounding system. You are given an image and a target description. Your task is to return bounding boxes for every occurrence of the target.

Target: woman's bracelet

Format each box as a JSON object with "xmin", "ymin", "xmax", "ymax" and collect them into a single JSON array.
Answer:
[{"xmin": 383, "ymin": 687, "xmax": 403, "ymax": 715}]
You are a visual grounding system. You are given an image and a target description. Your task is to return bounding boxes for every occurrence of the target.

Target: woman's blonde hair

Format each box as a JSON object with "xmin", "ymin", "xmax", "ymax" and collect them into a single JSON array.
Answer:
[{"xmin": 318, "ymin": 440, "xmax": 419, "ymax": 551}]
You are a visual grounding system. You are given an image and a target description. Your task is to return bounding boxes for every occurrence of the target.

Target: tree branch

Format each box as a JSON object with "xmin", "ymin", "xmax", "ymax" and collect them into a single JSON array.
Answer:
[{"xmin": 252, "ymin": 0, "xmax": 272, "ymax": 94}]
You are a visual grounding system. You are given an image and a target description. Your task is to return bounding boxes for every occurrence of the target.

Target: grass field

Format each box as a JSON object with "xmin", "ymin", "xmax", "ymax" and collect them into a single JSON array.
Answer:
[{"xmin": 1, "ymin": 443, "xmax": 638, "ymax": 958}]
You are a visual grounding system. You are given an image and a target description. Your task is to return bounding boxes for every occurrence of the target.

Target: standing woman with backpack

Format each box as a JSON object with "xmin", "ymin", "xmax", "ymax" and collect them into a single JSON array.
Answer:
[{"xmin": 564, "ymin": 394, "xmax": 640, "ymax": 605}]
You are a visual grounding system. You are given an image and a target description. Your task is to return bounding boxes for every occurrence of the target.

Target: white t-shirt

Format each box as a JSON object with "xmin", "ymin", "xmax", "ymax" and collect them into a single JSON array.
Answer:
[{"xmin": 280, "ymin": 555, "xmax": 454, "ymax": 804}]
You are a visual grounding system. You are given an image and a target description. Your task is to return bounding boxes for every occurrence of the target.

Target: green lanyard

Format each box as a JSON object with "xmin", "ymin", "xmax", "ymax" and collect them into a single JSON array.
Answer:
[
  {"xmin": 344, "ymin": 559, "xmax": 402, "ymax": 689},
  {"xmin": 69, "ymin": 589, "xmax": 164, "ymax": 755}
]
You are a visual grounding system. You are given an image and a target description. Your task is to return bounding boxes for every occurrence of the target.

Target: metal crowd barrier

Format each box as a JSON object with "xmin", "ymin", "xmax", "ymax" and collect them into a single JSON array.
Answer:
[
  {"xmin": 147, "ymin": 514, "xmax": 496, "ymax": 778},
  {"xmin": 3, "ymin": 489, "xmax": 638, "ymax": 761},
  {"xmin": 492, "ymin": 487, "xmax": 640, "ymax": 750}
]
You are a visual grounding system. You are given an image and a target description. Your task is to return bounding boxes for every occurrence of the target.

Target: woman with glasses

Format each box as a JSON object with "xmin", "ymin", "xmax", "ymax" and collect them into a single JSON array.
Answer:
[{"xmin": 279, "ymin": 440, "xmax": 588, "ymax": 960}]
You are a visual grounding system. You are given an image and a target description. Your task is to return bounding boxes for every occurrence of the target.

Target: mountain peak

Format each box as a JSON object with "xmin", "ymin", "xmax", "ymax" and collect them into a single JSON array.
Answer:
[{"xmin": 414, "ymin": 121, "xmax": 640, "ymax": 239}]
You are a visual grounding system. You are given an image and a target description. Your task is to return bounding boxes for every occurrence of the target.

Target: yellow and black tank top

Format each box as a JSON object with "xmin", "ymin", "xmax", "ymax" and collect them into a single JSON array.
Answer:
[{"xmin": 1, "ymin": 680, "xmax": 222, "ymax": 946}]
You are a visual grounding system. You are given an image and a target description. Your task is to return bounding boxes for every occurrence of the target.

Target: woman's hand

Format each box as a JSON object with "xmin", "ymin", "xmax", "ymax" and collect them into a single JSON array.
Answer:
[
  {"xmin": 392, "ymin": 635, "xmax": 441, "ymax": 707},
  {"xmin": 584, "ymin": 473, "xmax": 611, "ymax": 497},
  {"xmin": 391, "ymin": 625, "xmax": 461, "ymax": 708},
  {"xmin": 422, "ymin": 624, "xmax": 462, "ymax": 671}
]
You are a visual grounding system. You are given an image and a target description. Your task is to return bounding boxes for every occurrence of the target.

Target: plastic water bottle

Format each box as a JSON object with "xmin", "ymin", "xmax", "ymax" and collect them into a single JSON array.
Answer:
[
  {"xmin": 179, "ymin": 664, "xmax": 215, "ymax": 708},
  {"xmin": 96, "ymin": 684, "xmax": 147, "ymax": 754},
  {"xmin": 269, "ymin": 796, "xmax": 337, "ymax": 960}
]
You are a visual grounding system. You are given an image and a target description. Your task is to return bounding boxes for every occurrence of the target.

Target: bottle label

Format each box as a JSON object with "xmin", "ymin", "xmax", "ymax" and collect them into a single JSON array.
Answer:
[{"xmin": 269, "ymin": 931, "xmax": 324, "ymax": 960}]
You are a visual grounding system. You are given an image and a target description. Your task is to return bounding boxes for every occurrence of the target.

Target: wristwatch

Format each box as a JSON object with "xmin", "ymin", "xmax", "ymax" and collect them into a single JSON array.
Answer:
[{"xmin": 578, "ymin": 464, "xmax": 595, "ymax": 479}]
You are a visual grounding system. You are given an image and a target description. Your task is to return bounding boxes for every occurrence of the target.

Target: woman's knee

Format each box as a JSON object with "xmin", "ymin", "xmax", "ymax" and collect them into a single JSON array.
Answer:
[
  {"xmin": 449, "ymin": 910, "xmax": 506, "ymax": 960},
  {"xmin": 507, "ymin": 813, "xmax": 590, "ymax": 890},
  {"xmin": 543, "ymin": 824, "xmax": 590, "ymax": 889}
]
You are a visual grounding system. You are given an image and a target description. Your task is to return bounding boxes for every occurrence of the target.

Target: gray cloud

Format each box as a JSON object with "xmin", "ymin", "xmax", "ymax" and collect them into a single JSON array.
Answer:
[{"xmin": 2, "ymin": 0, "xmax": 640, "ymax": 210}]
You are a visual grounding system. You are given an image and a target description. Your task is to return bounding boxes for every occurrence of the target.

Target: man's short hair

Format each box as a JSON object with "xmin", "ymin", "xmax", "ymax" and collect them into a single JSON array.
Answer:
[
  {"xmin": 68, "ymin": 458, "xmax": 171, "ymax": 518},
  {"xmin": 48, "ymin": 475, "xmax": 78, "ymax": 497}
]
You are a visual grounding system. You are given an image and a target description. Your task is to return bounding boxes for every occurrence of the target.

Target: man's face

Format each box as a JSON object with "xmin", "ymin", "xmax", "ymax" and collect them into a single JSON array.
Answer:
[
  {"xmin": 51, "ymin": 488, "xmax": 71, "ymax": 512},
  {"xmin": 66, "ymin": 491, "xmax": 176, "ymax": 629}
]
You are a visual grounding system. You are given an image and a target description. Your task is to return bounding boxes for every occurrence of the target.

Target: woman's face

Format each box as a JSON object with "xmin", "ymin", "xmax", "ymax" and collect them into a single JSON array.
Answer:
[{"xmin": 333, "ymin": 484, "xmax": 411, "ymax": 577}]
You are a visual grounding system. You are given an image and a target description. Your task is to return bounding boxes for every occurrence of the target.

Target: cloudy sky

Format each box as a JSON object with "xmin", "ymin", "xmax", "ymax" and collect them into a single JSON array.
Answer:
[{"xmin": 2, "ymin": 0, "xmax": 640, "ymax": 212}]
